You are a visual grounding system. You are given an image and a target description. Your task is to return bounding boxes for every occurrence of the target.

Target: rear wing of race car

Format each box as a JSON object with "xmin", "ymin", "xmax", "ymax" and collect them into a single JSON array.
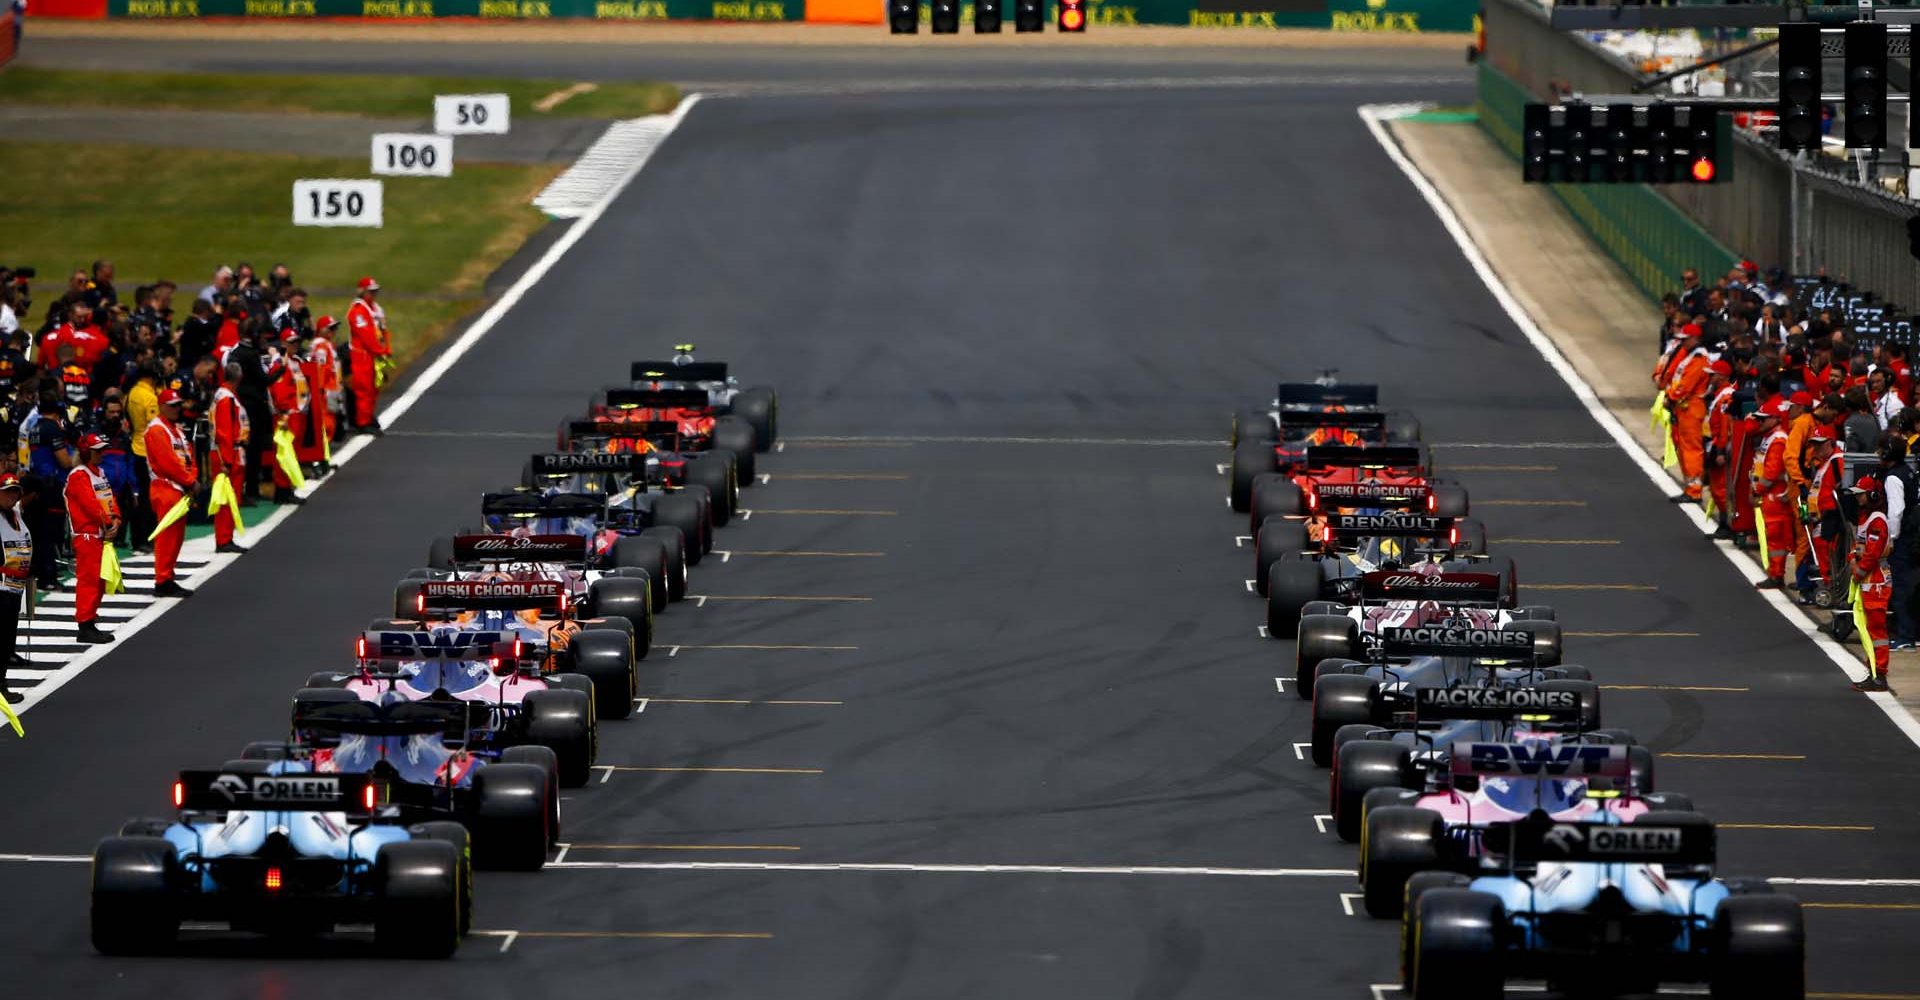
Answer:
[
  {"xmin": 1379, "ymin": 625, "xmax": 1536, "ymax": 662},
  {"xmin": 1360, "ymin": 571, "xmax": 1502, "ymax": 605},
  {"xmin": 413, "ymin": 579, "xmax": 568, "ymax": 615},
  {"xmin": 1325, "ymin": 513, "xmax": 1455, "ymax": 541},
  {"xmin": 174, "ymin": 768, "xmax": 377, "ymax": 813},
  {"xmin": 1483, "ymin": 816, "xmax": 1716, "ymax": 868},
  {"xmin": 450, "ymin": 531, "xmax": 590, "ymax": 567},
  {"xmin": 529, "ymin": 452, "xmax": 648, "ymax": 478},
  {"xmin": 1278, "ymin": 382, "xmax": 1379, "ymax": 408},
  {"xmin": 566, "ymin": 419, "xmax": 680, "ymax": 443},
  {"xmin": 632, "ymin": 361, "xmax": 727, "ymax": 383},
  {"xmin": 1303, "ymin": 445, "xmax": 1423, "ymax": 471},
  {"xmin": 1449, "ymin": 741, "xmax": 1631, "ymax": 780},
  {"xmin": 604, "ymin": 388, "xmax": 711, "ymax": 411},
  {"xmin": 357, "ymin": 627, "xmax": 527, "ymax": 667},
  {"xmin": 1310, "ymin": 481, "xmax": 1432, "ymax": 509},
  {"xmin": 1276, "ymin": 411, "xmax": 1387, "ymax": 433},
  {"xmin": 481, "ymin": 492, "xmax": 605, "ymax": 520}
]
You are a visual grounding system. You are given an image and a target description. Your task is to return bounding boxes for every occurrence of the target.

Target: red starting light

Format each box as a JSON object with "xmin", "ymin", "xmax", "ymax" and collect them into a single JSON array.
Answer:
[
  {"xmin": 265, "ymin": 866, "xmax": 282, "ymax": 892},
  {"xmin": 172, "ymin": 780, "xmax": 185, "ymax": 808},
  {"xmin": 1689, "ymin": 157, "xmax": 1716, "ymax": 183}
]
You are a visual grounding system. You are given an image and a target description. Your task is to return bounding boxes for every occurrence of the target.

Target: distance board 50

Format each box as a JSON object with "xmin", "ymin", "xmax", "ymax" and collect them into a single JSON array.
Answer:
[
  {"xmin": 372, "ymin": 133, "xmax": 453, "ymax": 177},
  {"xmin": 435, "ymin": 94, "xmax": 510, "ymax": 135},
  {"xmin": 292, "ymin": 179, "xmax": 383, "ymax": 228}
]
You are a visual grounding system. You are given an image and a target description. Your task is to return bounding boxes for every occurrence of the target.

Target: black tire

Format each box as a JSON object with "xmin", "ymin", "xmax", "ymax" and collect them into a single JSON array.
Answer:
[
  {"xmin": 611, "ymin": 536, "xmax": 670, "ymax": 614},
  {"xmin": 471, "ymin": 762, "xmax": 551, "ymax": 871},
  {"xmin": 118, "ymin": 818, "xmax": 175, "ymax": 838},
  {"xmin": 1295, "ymin": 614, "xmax": 1360, "ymax": 700},
  {"xmin": 303, "ymin": 671, "xmax": 347, "ymax": 689},
  {"xmin": 713, "ymin": 415, "xmax": 757, "ymax": 482},
  {"xmin": 1712, "ymin": 895, "xmax": 1805, "ymax": 1000},
  {"xmin": 1230, "ymin": 441, "xmax": 1276, "ymax": 513},
  {"xmin": 1431, "ymin": 483, "xmax": 1469, "ymax": 519},
  {"xmin": 1252, "ymin": 475, "xmax": 1306, "ymax": 524},
  {"xmin": 524, "ymin": 688, "xmax": 595, "ymax": 787},
  {"xmin": 402, "ymin": 567, "xmax": 438, "ymax": 580},
  {"xmin": 586, "ymin": 575, "xmax": 652, "ymax": 661},
  {"xmin": 1385, "ymin": 410, "xmax": 1422, "ymax": 444},
  {"xmin": 1410, "ymin": 889, "xmax": 1504, "ymax": 1000},
  {"xmin": 1362, "ymin": 806, "xmax": 1443, "ymax": 918},
  {"xmin": 428, "ymin": 536, "xmax": 456, "ymax": 571},
  {"xmin": 1255, "ymin": 517, "xmax": 1309, "ymax": 598},
  {"xmin": 1589, "ymin": 727, "xmax": 1634, "ymax": 745},
  {"xmin": 734, "ymin": 386, "xmax": 778, "ymax": 452},
  {"xmin": 1301, "ymin": 600, "xmax": 1344, "ymax": 617},
  {"xmin": 1554, "ymin": 663, "xmax": 1592, "ymax": 682},
  {"xmin": 1334, "ymin": 739, "xmax": 1414, "ymax": 843},
  {"xmin": 406, "ymin": 821, "xmax": 474, "ymax": 937},
  {"xmin": 1489, "ymin": 554, "xmax": 1518, "ymax": 607},
  {"xmin": 394, "ymin": 579, "xmax": 426, "ymax": 620},
  {"xmin": 685, "ymin": 486, "xmax": 715, "ymax": 554},
  {"xmin": 519, "ymin": 458, "xmax": 538, "ymax": 491},
  {"xmin": 1314, "ymin": 657, "xmax": 1366, "ymax": 681},
  {"xmin": 1506, "ymin": 619, "xmax": 1561, "ymax": 667},
  {"xmin": 1233, "ymin": 408, "xmax": 1276, "ymax": 446},
  {"xmin": 374, "ymin": 840, "xmax": 462, "ymax": 958},
  {"xmin": 1641, "ymin": 791, "xmax": 1694, "ymax": 813},
  {"xmin": 240, "ymin": 740, "xmax": 292, "ymax": 760},
  {"xmin": 1454, "ymin": 517, "xmax": 1487, "ymax": 557},
  {"xmin": 687, "ymin": 456, "xmax": 735, "ymax": 527},
  {"xmin": 639, "ymin": 527, "xmax": 688, "ymax": 602},
  {"xmin": 1267, "ymin": 558, "xmax": 1323, "ymax": 643},
  {"xmin": 653, "ymin": 493, "xmax": 706, "ymax": 567},
  {"xmin": 90, "ymin": 837, "xmax": 180, "ymax": 955},
  {"xmin": 1400, "ymin": 871, "xmax": 1471, "ymax": 981},
  {"xmin": 1628, "ymin": 745, "xmax": 1656, "ymax": 795},
  {"xmin": 1311, "ymin": 673, "xmax": 1376, "ymax": 767},
  {"xmin": 1538, "ymin": 678, "xmax": 1601, "ymax": 731},
  {"xmin": 566, "ymin": 627, "xmax": 635, "ymax": 721}
]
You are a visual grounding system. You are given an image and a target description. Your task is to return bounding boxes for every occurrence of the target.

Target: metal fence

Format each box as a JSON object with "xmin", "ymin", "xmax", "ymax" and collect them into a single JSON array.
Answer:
[{"xmin": 1485, "ymin": 0, "xmax": 1920, "ymax": 312}]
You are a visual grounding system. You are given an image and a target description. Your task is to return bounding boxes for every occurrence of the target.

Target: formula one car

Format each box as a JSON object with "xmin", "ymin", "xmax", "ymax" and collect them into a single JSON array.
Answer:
[
  {"xmin": 1251, "ymin": 445, "xmax": 1474, "ymax": 597},
  {"xmin": 467, "ymin": 491, "xmax": 684, "ymax": 611},
  {"xmin": 381, "ymin": 576, "xmax": 640, "ymax": 722},
  {"xmin": 421, "ymin": 517, "xmax": 661, "ymax": 633},
  {"xmin": 1265, "ymin": 512, "xmax": 1516, "ymax": 640},
  {"xmin": 93, "ymin": 766, "xmax": 469, "ymax": 957},
  {"xmin": 576, "ymin": 384, "xmax": 761, "ymax": 483},
  {"xmin": 1293, "ymin": 569, "xmax": 1548, "ymax": 701},
  {"xmin": 622, "ymin": 347, "xmax": 778, "ymax": 452},
  {"xmin": 560, "ymin": 402, "xmax": 741, "ymax": 523},
  {"xmin": 1402, "ymin": 812, "xmax": 1805, "ymax": 1000},
  {"xmin": 520, "ymin": 450, "xmax": 721, "ymax": 564},
  {"xmin": 301, "ymin": 616, "xmax": 599, "ymax": 787},
  {"xmin": 1228, "ymin": 381, "xmax": 1421, "ymax": 510},
  {"xmin": 1358, "ymin": 735, "xmax": 1689, "ymax": 918}
]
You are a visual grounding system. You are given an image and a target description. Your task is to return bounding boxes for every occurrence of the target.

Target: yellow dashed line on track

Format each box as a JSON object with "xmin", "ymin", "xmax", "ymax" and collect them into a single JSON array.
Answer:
[
  {"xmin": 1447, "ymin": 464, "xmax": 1558, "ymax": 472},
  {"xmin": 1565, "ymin": 630, "xmax": 1699, "ymax": 637},
  {"xmin": 1529, "ymin": 584, "xmax": 1658, "ymax": 591},
  {"xmin": 1491, "ymin": 538, "xmax": 1620, "ymax": 545},
  {"xmin": 1602, "ymin": 684, "xmax": 1749, "ymax": 692},
  {"xmin": 771, "ymin": 472, "xmax": 912, "ymax": 481},
  {"xmin": 1479, "ymin": 500, "xmax": 1589, "ymax": 507},
  {"xmin": 1721, "ymin": 823, "xmax": 1874, "ymax": 831},
  {"xmin": 1659, "ymin": 753, "xmax": 1806, "ymax": 761},
  {"xmin": 729, "ymin": 550, "xmax": 887, "ymax": 558},
  {"xmin": 646, "ymin": 698, "xmax": 844, "ymax": 706},
  {"xmin": 565, "ymin": 844, "xmax": 803, "ymax": 852},
  {"xmin": 749, "ymin": 508, "xmax": 900, "ymax": 516}
]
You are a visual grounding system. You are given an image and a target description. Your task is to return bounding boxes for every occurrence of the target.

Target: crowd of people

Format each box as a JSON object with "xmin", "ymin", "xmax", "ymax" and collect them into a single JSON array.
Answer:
[
  {"xmin": 1652, "ymin": 260, "xmax": 1918, "ymax": 694},
  {"xmin": 0, "ymin": 259, "xmax": 398, "ymax": 702}
]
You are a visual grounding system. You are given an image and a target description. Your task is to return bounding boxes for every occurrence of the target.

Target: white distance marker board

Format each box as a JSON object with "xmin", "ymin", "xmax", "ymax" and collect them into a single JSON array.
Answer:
[
  {"xmin": 434, "ymin": 94, "xmax": 510, "ymax": 135},
  {"xmin": 292, "ymin": 179, "xmax": 384, "ymax": 228},
  {"xmin": 372, "ymin": 133, "xmax": 454, "ymax": 178}
]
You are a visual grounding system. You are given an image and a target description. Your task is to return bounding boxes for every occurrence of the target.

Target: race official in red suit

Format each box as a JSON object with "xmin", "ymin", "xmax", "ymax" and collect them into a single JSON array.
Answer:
[
  {"xmin": 211, "ymin": 364, "xmax": 250, "ymax": 554},
  {"xmin": 1848, "ymin": 476, "xmax": 1895, "ymax": 692},
  {"xmin": 143, "ymin": 389, "xmax": 197, "ymax": 598},
  {"xmin": 345, "ymin": 277, "xmax": 390, "ymax": 436},
  {"xmin": 65, "ymin": 433, "xmax": 123, "ymax": 644}
]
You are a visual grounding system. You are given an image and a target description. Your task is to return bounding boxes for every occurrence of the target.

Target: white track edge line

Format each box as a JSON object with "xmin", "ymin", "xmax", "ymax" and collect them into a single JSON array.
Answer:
[
  {"xmin": 2, "ymin": 96, "xmax": 705, "ymax": 724},
  {"xmin": 1356, "ymin": 102, "xmax": 1920, "ymax": 753}
]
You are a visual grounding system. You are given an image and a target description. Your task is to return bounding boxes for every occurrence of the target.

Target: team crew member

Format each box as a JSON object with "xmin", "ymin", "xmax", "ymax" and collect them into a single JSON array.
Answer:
[
  {"xmin": 0, "ymin": 474, "xmax": 30, "ymax": 702},
  {"xmin": 142, "ymin": 389, "xmax": 197, "ymax": 599},
  {"xmin": 344, "ymin": 277, "xmax": 390, "ymax": 436},
  {"xmin": 64, "ymin": 434, "xmax": 121, "ymax": 645},
  {"xmin": 1704, "ymin": 359, "xmax": 1737, "ymax": 521},
  {"xmin": 1847, "ymin": 476, "xmax": 1895, "ymax": 693},
  {"xmin": 1750, "ymin": 399, "xmax": 1794, "ymax": 589},
  {"xmin": 210, "ymin": 364, "xmax": 250, "ymax": 554},
  {"xmin": 1663, "ymin": 325, "xmax": 1711, "ymax": 502}
]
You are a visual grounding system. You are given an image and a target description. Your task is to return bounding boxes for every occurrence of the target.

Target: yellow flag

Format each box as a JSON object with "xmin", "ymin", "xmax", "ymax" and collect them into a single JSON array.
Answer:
[
  {"xmin": 375, "ymin": 356, "xmax": 395, "ymax": 389},
  {"xmin": 148, "ymin": 496, "xmax": 191, "ymax": 541},
  {"xmin": 0, "ymin": 696, "xmax": 21, "ymax": 738},
  {"xmin": 274, "ymin": 426, "xmax": 308, "ymax": 490},
  {"xmin": 99, "ymin": 543, "xmax": 124, "ymax": 596},
  {"xmin": 1701, "ymin": 487, "xmax": 1717, "ymax": 520},
  {"xmin": 1850, "ymin": 580, "xmax": 1877, "ymax": 669},
  {"xmin": 1649, "ymin": 392, "xmax": 1671, "ymax": 433},
  {"xmin": 1754, "ymin": 506, "xmax": 1770, "ymax": 570},
  {"xmin": 1662, "ymin": 434, "xmax": 1679, "ymax": 470},
  {"xmin": 208, "ymin": 473, "xmax": 247, "ymax": 536},
  {"xmin": 321, "ymin": 418, "xmax": 333, "ymax": 462}
]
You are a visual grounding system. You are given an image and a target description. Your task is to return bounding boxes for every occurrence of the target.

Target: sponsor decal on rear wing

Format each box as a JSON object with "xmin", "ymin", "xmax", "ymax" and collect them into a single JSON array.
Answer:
[
  {"xmin": 567, "ymin": 419, "xmax": 679, "ymax": 439},
  {"xmin": 451, "ymin": 533, "xmax": 589, "ymax": 565},
  {"xmin": 1276, "ymin": 410, "xmax": 1387, "ymax": 432},
  {"xmin": 1450, "ymin": 741, "xmax": 1630, "ymax": 777},
  {"xmin": 1304, "ymin": 445, "xmax": 1424, "ymax": 471},
  {"xmin": 1486, "ymin": 819, "xmax": 1715, "ymax": 866},
  {"xmin": 632, "ymin": 361, "xmax": 727, "ymax": 383},
  {"xmin": 1278, "ymin": 382, "xmax": 1379, "ymax": 407},
  {"xmin": 530, "ymin": 452, "xmax": 648, "ymax": 476},
  {"xmin": 418, "ymin": 579, "xmax": 566, "ymax": 611},
  {"xmin": 1312, "ymin": 481, "xmax": 1431, "ymax": 506},
  {"xmin": 359, "ymin": 628, "xmax": 522, "ymax": 663},
  {"xmin": 605, "ymin": 388, "xmax": 711, "ymax": 411},
  {"xmin": 1382, "ymin": 625, "xmax": 1536, "ymax": 660},
  {"xmin": 1361, "ymin": 571, "xmax": 1502, "ymax": 603},
  {"xmin": 175, "ymin": 769, "xmax": 375, "ymax": 812},
  {"xmin": 1327, "ymin": 513, "xmax": 1453, "ymax": 539}
]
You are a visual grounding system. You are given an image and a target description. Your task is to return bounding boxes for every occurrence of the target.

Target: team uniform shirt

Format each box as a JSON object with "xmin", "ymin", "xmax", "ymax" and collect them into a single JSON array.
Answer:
[
  {"xmin": 37, "ymin": 323, "xmax": 109, "ymax": 370},
  {"xmin": 0, "ymin": 507, "xmax": 30, "ymax": 597}
]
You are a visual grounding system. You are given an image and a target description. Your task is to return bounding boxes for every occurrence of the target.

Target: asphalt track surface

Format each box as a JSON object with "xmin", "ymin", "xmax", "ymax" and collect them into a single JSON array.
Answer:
[{"xmin": 3, "ymin": 54, "xmax": 1919, "ymax": 1000}]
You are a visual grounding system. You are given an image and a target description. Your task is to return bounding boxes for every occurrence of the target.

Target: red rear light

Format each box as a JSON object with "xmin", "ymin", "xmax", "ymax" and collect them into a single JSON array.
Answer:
[
  {"xmin": 415, "ymin": 593, "xmax": 426, "ymax": 614},
  {"xmin": 264, "ymin": 867, "xmax": 282, "ymax": 891},
  {"xmin": 1450, "ymin": 525, "xmax": 1460, "ymax": 546},
  {"xmin": 172, "ymin": 780, "xmax": 185, "ymax": 808},
  {"xmin": 356, "ymin": 636, "xmax": 367, "ymax": 659},
  {"xmin": 1427, "ymin": 493, "xmax": 1437, "ymax": 512},
  {"xmin": 1307, "ymin": 491, "xmax": 1319, "ymax": 512},
  {"xmin": 513, "ymin": 638, "xmax": 523, "ymax": 660},
  {"xmin": 363, "ymin": 782, "xmax": 378, "ymax": 811}
]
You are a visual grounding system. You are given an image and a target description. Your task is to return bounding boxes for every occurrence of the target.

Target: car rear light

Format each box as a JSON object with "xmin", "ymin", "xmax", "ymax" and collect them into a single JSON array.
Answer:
[
  {"xmin": 363, "ymin": 783, "xmax": 378, "ymax": 811},
  {"xmin": 513, "ymin": 638, "xmax": 523, "ymax": 660},
  {"xmin": 356, "ymin": 635, "xmax": 367, "ymax": 659},
  {"xmin": 1450, "ymin": 525, "xmax": 1459, "ymax": 546},
  {"xmin": 1307, "ymin": 491, "xmax": 1318, "ymax": 512},
  {"xmin": 1427, "ymin": 493, "xmax": 1437, "ymax": 513},
  {"xmin": 172, "ymin": 780, "xmax": 185, "ymax": 808},
  {"xmin": 416, "ymin": 593, "xmax": 426, "ymax": 614},
  {"xmin": 265, "ymin": 866, "xmax": 282, "ymax": 892}
]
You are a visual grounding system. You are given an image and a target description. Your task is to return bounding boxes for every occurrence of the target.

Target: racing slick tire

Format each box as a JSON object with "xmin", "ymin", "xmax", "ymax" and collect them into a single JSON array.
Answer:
[
  {"xmin": 1712, "ymin": 895, "xmax": 1806, "ymax": 1000},
  {"xmin": 567, "ymin": 627, "xmax": 636, "ymax": 722},
  {"xmin": 1314, "ymin": 658, "xmax": 1367, "ymax": 682},
  {"xmin": 1504, "ymin": 619, "xmax": 1561, "ymax": 667},
  {"xmin": 1409, "ymin": 889, "xmax": 1504, "ymax": 1000},
  {"xmin": 393, "ymin": 579, "xmax": 425, "ymax": 620},
  {"xmin": 1232, "ymin": 408, "xmax": 1276, "ymax": 447},
  {"xmin": 1255, "ymin": 517, "xmax": 1310, "ymax": 598},
  {"xmin": 688, "ymin": 455, "xmax": 736, "ymax": 527},
  {"xmin": 1454, "ymin": 517, "xmax": 1488, "ymax": 557},
  {"xmin": 1430, "ymin": 483, "xmax": 1469, "ymax": 519},
  {"xmin": 525, "ymin": 688, "xmax": 595, "ymax": 788},
  {"xmin": 612, "ymin": 536, "xmax": 672, "ymax": 614},
  {"xmin": 1295, "ymin": 613, "xmax": 1361, "ymax": 699},
  {"xmin": 734, "ymin": 386, "xmax": 778, "ymax": 452},
  {"xmin": 407, "ymin": 821, "xmax": 474, "ymax": 937},
  {"xmin": 471, "ymin": 762, "xmax": 553, "ymax": 872},
  {"xmin": 639, "ymin": 526, "xmax": 689, "ymax": 601},
  {"xmin": 586, "ymin": 576, "xmax": 652, "ymax": 661},
  {"xmin": 118, "ymin": 818, "xmax": 175, "ymax": 838},
  {"xmin": 1267, "ymin": 558, "xmax": 1324, "ymax": 644},
  {"xmin": 1311, "ymin": 672, "xmax": 1375, "ymax": 768},
  {"xmin": 1362, "ymin": 806, "xmax": 1444, "ymax": 918},
  {"xmin": 303, "ymin": 671, "xmax": 347, "ymax": 689},
  {"xmin": 1251, "ymin": 475, "xmax": 1306, "ymax": 525},
  {"xmin": 90, "ymin": 836, "xmax": 181, "ymax": 956},
  {"xmin": 1537, "ymin": 678, "xmax": 1601, "ymax": 731},
  {"xmin": 1489, "ymin": 554, "xmax": 1518, "ymax": 607},
  {"xmin": 1590, "ymin": 726, "xmax": 1635, "ymax": 745},
  {"xmin": 374, "ymin": 840, "xmax": 463, "ymax": 958},
  {"xmin": 428, "ymin": 536, "xmax": 456, "ymax": 571},
  {"xmin": 290, "ymin": 687, "xmax": 362, "ymax": 735},
  {"xmin": 1400, "ymin": 871, "xmax": 1471, "ymax": 981},
  {"xmin": 502, "ymin": 745, "xmax": 563, "ymax": 833},
  {"xmin": 1385, "ymin": 410, "xmax": 1422, "ymax": 444},
  {"xmin": 1641, "ymin": 791, "xmax": 1694, "ymax": 812},
  {"xmin": 1627, "ymin": 745, "xmax": 1657, "ymax": 795},
  {"xmin": 683, "ymin": 486, "xmax": 716, "ymax": 554},
  {"xmin": 1229, "ymin": 441, "xmax": 1275, "ymax": 513},
  {"xmin": 1301, "ymin": 600, "xmax": 1344, "ymax": 618},
  {"xmin": 653, "ymin": 493, "xmax": 707, "ymax": 567},
  {"xmin": 1334, "ymin": 739, "xmax": 1415, "ymax": 843},
  {"xmin": 714, "ymin": 416, "xmax": 758, "ymax": 483}
]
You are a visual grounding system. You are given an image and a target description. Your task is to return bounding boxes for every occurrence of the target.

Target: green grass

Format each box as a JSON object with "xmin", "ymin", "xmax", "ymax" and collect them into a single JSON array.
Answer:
[
  {"xmin": 0, "ymin": 67, "xmax": 680, "ymax": 120},
  {"xmin": 0, "ymin": 141, "xmax": 562, "ymax": 369}
]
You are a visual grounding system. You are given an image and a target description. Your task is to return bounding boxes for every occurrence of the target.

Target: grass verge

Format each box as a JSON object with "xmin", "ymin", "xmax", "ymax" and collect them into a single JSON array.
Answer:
[
  {"xmin": 0, "ymin": 141, "xmax": 563, "ymax": 370},
  {"xmin": 0, "ymin": 67, "xmax": 680, "ymax": 119}
]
